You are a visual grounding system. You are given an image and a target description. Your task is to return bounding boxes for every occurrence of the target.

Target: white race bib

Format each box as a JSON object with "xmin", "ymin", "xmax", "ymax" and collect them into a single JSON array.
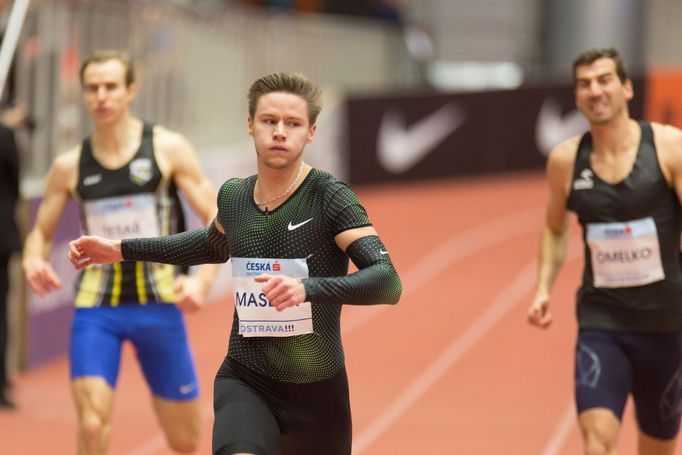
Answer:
[
  {"xmin": 231, "ymin": 257, "xmax": 313, "ymax": 337},
  {"xmin": 84, "ymin": 194, "xmax": 160, "ymax": 240},
  {"xmin": 587, "ymin": 217, "xmax": 664, "ymax": 288}
]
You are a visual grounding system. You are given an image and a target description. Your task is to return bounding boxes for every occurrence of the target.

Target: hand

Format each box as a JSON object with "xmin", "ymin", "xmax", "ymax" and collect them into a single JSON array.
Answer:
[
  {"xmin": 173, "ymin": 274, "xmax": 209, "ymax": 313},
  {"xmin": 1, "ymin": 103, "xmax": 29, "ymax": 129},
  {"xmin": 254, "ymin": 274, "xmax": 306, "ymax": 312},
  {"xmin": 67, "ymin": 235, "xmax": 122, "ymax": 270},
  {"xmin": 23, "ymin": 256, "xmax": 62, "ymax": 296},
  {"xmin": 527, "ymin": 292, "xmax": 553, "ymax": 328}
]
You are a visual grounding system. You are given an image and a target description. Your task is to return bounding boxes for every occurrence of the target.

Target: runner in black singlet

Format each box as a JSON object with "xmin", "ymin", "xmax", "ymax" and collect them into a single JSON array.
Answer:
[
  {"xmin": 68, "ymin": 71, "xmax": 402, "ymax": 455},
  {"xmin": 528, "ymin": 48, "xmax": 682, "ymax": 455},
  {"xmin": 74, "ymin": 122, "xmax": 184, "ymax": 307},
  {"xmin": 24, "ymin": 50, "xmax": 218, "ymax": 454}
]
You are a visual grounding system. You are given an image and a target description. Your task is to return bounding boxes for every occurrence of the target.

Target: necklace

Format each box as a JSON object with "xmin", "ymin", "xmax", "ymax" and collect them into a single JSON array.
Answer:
[{"xmin": 254, "ymin": 162, "xmax": 305, "ymax": 206}]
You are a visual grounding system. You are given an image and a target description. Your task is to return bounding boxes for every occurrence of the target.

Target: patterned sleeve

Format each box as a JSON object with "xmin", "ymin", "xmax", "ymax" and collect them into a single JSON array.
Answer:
[
  {"xmin": 120, "ymin": 180, "xmax": 235, "ymax": 266},
  {"xmin": 121, "ymin": 221, "xmax": 229, "ymax": 266},
  {"xmin": 303, "ymin": 235, "xmax": 402, "ymax": 306}
]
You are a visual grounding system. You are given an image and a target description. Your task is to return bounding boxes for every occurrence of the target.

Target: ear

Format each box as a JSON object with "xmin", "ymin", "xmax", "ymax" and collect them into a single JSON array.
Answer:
[
  {"xmin": 623, "ymin": 79, "xmax": 634, "ymax": 101},
  {"xmin": 247, "ymin": 116, "xmax": 254, "ymax": 137},
  {"xmin": 127, "ymin": 82, "xmax": 138, "ymax": 101},
  {"xmin": 306, "ymin": 123, "xmax": 317, "ymax": 144}
]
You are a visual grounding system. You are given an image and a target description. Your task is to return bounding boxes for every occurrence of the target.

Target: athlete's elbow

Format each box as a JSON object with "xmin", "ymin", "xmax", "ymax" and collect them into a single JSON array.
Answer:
[
  {"xmin": 209, "ymin": 249, "xmax": 230, "ymax": 264},
  {"xmin": 382, "ymin": 272, "xmax": 402, "ymax": 306}
]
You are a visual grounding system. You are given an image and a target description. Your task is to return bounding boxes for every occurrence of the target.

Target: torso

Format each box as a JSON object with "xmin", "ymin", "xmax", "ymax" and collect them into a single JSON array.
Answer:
[
  {"xmin": 566, "ymin": 121, "xmax": 682, "ymax": 331},
  {"xmin": 73, "ymin": 123, "xmax": 185, "ymax": 307},
  {"xmin": 216, "ymin": 168, "xmax": 371, "ymax": 383}
]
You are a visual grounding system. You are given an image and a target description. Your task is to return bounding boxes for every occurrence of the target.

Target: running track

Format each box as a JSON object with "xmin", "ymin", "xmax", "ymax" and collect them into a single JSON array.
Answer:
[{"xmin": 0, "ymin": 171, "xmax": 642, "ymax": 454}]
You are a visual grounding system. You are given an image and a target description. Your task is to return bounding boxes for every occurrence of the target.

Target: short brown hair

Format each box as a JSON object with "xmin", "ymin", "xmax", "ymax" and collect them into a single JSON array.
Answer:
[
  {"xmin": 572, "ymin": 48, "xmax": 628, "ymax": 84},
  {"xmin": 79, "ymin": 49, "xmax": 134, "ymax": 87},
  {"xmin": 248, "ymin": 72, "xmax": 322, "ymax": 124}
]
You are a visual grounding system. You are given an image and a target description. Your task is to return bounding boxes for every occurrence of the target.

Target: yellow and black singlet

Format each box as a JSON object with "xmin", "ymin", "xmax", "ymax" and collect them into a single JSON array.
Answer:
[{"xmin": 73, "ymin": 123, "xmax": 184, "ymax": 307}]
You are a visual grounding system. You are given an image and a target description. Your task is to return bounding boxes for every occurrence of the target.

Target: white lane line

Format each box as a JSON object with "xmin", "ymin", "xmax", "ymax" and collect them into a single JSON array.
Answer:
[
  {"xmin": 342, "ymin": 205, "xmax": 544, "ymax": 335},
  {"xmin": 129, "ymin": 205, "xmax": 560, "ymax": 455},
  {"xmin": 539, "ymin": 243, "xmax": 583, "ymax": 455},
  {"xmin": 352, "ymin": 261, "xmax": 538, "ymax": 454},
  {"xmin": 542, "ymin": 402, "xmax": 576, "ymax": 455},
  {"xmin": 352, "ymin": 237, "xmax": 581, "ymax": 454}
]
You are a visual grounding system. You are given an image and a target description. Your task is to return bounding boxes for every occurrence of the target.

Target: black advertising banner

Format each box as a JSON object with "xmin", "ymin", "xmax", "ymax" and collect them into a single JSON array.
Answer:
[{"xmin": 346, "ymin": 80, "xmax": 645, "ymax": 185}]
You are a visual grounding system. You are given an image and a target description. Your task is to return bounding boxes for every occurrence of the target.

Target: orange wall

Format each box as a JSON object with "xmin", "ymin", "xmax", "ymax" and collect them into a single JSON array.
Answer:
[{"xmin": 645, "ymin": 69, "xmax": 682, "ymax": 128}]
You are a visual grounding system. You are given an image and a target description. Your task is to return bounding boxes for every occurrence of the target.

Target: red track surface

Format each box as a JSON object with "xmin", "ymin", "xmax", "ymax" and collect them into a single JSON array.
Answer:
[{"xmin": 0, "ymin": 171, "xmax": 641, "ymax": 454}]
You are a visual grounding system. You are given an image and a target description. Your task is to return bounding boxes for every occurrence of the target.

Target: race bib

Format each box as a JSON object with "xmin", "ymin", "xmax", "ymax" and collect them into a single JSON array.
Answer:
[
  {"xmin": 231, "ymin": 257, "xmax": 313, "ymax": 337},
  {"xmin": 84, "ymin": 194, "xmax": 160, "ymax": 240},
  {"xmin": 587, "ymin": 217, "xmax": 664, "ymax": 288}
]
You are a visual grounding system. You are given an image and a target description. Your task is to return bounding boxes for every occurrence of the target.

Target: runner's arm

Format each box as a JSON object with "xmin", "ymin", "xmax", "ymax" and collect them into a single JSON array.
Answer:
[
  {"xmin": 24, "ymin": 151, "xmax": 78, "ymax": 295},
  {"xmin": 528, "ymin": 142, "xmax": 574, "ymax": 327},
  {"xmin": 158, "ymin": 126, "xmax": 221, "ymax": 306},
  {"xmin": 302, "ymin": 226, "xmax": 402, "ymax": 306},
  {"xmin": 121, "ymin": 219, "xmax": 229, "ymax": 266},
  {"xmin": 652, "ymin": 123, "xmax": 682, "ymax": 204}
]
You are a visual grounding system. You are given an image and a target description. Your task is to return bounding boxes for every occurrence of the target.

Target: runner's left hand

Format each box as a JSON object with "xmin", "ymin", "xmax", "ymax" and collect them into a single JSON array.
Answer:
[{"xmin": 254, "ymin": 274, "xmax": 306, "ymax": 311}]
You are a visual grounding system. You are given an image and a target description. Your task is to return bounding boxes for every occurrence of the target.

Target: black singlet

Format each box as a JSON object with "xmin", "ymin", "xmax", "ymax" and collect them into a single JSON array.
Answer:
[
  {"xmin": 73, "ymin": 123, "xmax": 184, "ymax": 307},
  {"xmin": 567, "ymin": 121, "xmax": 682, "ymax": 331}
]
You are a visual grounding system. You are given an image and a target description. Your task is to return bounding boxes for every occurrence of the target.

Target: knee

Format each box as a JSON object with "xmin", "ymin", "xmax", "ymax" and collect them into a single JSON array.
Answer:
[
  {"xmin": 79, "ymin": 412, "xmax": 106, "ymax": 442},
  {"xmin": 167, "ymin": 428, "xmax": 199, "ymax": 453},
  {"xmin": 583, "ymin": 423, "xmax": 617, "ymax": 455}
]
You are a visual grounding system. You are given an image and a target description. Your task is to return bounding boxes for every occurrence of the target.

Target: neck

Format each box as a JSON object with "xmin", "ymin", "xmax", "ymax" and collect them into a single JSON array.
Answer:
[
  {"xmin": 92, "ymin": 115, "xmax": 140, "ymax": 155},
  {"xmin": 257, "ymin": 160, "xmax": 304, "ymax": 187},
  {"xmin": 255, "ymin": 161, "xmax": 307, "ymax": 207},
  {"xmin": 589, "ymin": 115, "xmax": 638, "ymax": 155}
]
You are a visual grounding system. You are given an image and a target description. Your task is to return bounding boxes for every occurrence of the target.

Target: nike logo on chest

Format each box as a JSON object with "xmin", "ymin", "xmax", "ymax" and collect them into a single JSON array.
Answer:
[{"xmin": 288, "ymin": 218, "xmax": 314, "ymax": 231}]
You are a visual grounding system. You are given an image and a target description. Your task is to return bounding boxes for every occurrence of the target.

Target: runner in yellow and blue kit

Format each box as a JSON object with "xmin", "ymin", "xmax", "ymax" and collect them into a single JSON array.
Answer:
[
  {"xmin": 23, "ymin": 50, "xmax": 218, "ymax": 454},
  {"xmin": 70, "ymin": 122, "xmax": 198, "ymax": 400}
]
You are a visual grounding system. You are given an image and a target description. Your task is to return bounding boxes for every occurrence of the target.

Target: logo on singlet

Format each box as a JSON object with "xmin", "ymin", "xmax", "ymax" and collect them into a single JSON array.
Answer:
[
  {"xmin": 83, "ymin": 173, "xmax": 102, "ymax": 186},
  {"xmin": 129, "ymin": 158, "xmax": 153, "ymax": 186},
  {"xmin": 573, "ymin": 169, "xmax": 594, "ymax": 190},
  {"xmin": 288, "ymin": 218, "xmax": 314, "ymax": 231}
]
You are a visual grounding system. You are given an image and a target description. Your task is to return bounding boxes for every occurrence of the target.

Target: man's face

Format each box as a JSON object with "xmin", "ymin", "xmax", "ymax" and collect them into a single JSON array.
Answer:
[
  {"xmin": 248, "ymin": 91, "xmax": 317, "ymax": 169},
  {"xmin": 82, "ymin": 59, "xmax": 135, "ymax": 123},
  {"xmin": 574, "ymin": 57, "xmax": 633, "ymax": 125}
]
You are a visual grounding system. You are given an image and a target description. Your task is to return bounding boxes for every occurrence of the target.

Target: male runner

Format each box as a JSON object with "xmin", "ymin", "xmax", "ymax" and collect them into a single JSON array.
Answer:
[
  {"xmin": 24, "ymin": 49, "xmax": 218, "ymax": 454},
  {"xmin": 68, "ymin": 71, "xmax": 402, "ymax": 455},
  {"xmin": 528, "ymin": 48, "xmax": 682, "ymax": 455}
]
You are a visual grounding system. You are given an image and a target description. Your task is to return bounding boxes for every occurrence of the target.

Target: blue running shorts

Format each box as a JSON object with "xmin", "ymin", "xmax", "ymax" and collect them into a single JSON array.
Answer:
[{"xmin": 70, "ymin": 303, "xmax": 199, "ymax": 401}]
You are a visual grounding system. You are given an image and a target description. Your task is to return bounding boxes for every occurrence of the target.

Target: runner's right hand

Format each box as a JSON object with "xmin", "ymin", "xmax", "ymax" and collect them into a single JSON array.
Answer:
[
  {"xmin": 23, "ymin": 256, "xmax": 62, "ymax": 296},
  {"xmin": 527, "ymin": 293, "xmax": 553, "ymax": 328}
]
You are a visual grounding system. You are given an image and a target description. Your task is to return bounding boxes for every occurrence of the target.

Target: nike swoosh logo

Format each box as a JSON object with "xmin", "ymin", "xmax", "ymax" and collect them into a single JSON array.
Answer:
[
  {"xmin": 179, "ymin": 383, "xmax": 196, "ymax": 395},
  {"xmin": 380, "ymin": 250, "xmax": 389, "ymax": 255},
  {"xmin": 378, "ymin": 103, "xmax": 465, "ymax": 174},
  {"xmin": 288, "ymin": 218, "xmax": 314, "ymax": 231},
  {"xmin": 535, "ymin": 98, "xmax": 588, "ymax": 156}
]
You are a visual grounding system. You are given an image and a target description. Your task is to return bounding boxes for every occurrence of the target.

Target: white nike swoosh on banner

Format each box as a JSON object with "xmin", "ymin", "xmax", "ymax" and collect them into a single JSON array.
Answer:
[
  {"xmin": 288, "ymin": 218, "xmax": 314, "ymax": 231},
  {"xmin": 377, "ymin": 103, "xmax": 465, "ymax": 174},
  {"xmin": 535, "ymin": 98, "xmax": 588, "ymax": 156}
]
